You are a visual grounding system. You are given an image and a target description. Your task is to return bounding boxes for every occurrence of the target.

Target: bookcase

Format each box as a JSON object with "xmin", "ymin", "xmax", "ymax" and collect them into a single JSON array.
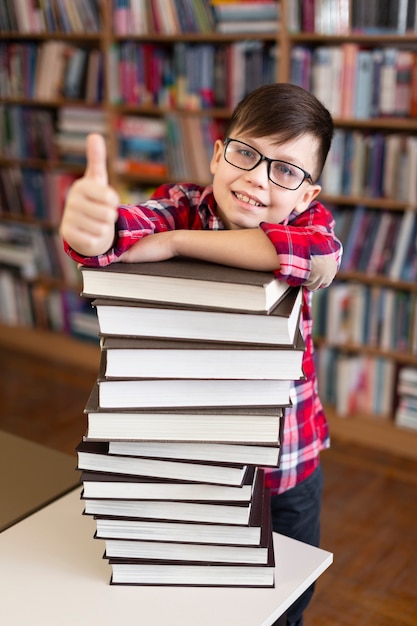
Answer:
[{"xmin": 1, "ymin": 0, "xmax": 417, "ymax": 459}]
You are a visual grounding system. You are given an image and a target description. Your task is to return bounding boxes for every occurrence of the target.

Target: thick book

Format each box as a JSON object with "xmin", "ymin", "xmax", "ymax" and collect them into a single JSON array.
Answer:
[
  {"xmin": 76, "ymin": 441, "xmax": 249, "ymax": 487},
  {"xmin": 92, "ymin": 285, "xmax": 302, "ymax": 346},
  {"xmin": 96, "ymin": 377, "xmax": 293, "ymax": 410},
  {"xmin": 108, "ymin": 544, "xmax": 274, "ymax": 587},
  {"xmin": 106, "ymin": 489, "xmax": 275, "ymax": 586},
  {"xmin": 84, "ymin": 383, "xmax": 285, "ymax": 444},
  {"xmin": 81, "ymin": 257, "xmax": 291, "ymax": 313},
  {"xmin": 94, "ymin": 483, "xmax": 271, "ymax": 547},
  {"xmin": 103, "ymin": 490, "xmax": 273, "ymax": 566},
  {"xmin": 108, "ymin": 439, "xmax": 282, "ymax": 467},
  {"xmin": 99, "ymin": 330, "xmax": 305, "ymax": 381},
  {"xmin": 103, "ymin": 534, "xmax": 272, "ymax": 565},
  {"xmin": 80, "ymin": 466, "xmax": 257, "ymax": 503},
  {"xmin": 85, "ymin": 498, "xmax": 253, "ymax": 525},
  {"xmin": 82, "ymin": 468, "xmax": 265, "ymax": 525}
]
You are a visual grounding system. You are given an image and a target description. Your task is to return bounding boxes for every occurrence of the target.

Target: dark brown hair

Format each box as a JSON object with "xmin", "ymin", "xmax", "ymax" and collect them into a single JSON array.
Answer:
[{"xmin": 225, "ymin": 83, "xmax": 334, "ymax": 181}]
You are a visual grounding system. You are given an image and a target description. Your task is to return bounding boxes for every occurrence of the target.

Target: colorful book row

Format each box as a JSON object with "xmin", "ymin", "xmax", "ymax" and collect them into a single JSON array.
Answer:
[
  {"xmin": 0, "ymin": 42, "xmax": 103, "ymax": 103},
  {"xmin": 0, "ymin": 220, "xmax": 79, "ymax": 284},
  {"xmin": 313, "ymin": 283, "xmax": 417, "ymax": 356},
  {"xmin": 316, "ymin": 346, "xmax": 396, "ymax": 418},
  {"xmin": 0, "ymin": 0, "xmax": 101, "ymax": 34},
  {"xmin": 331, "ymin": 205, "xmax": 417, "ymax": 280},
  {"xmin": 395, "ymin": 366, "xmax": 417, "ymax": 430},
  {"xmin": 0, "ymin": 166, "xmax": 78, "ymax": 224},
  {"xmin": 0, "ymin": 105, "xmax": 57, "ymax": 160},
  {"xmin": 291, "ymin": 45, "xmax": 417, "ymax": 120},
  {"xmin": 289, "ymin": 0, "xmax": 417, "ymax": 35},
  {"xmin": 0, "ymin": 269, "xmax": 96, "ymax": 340},
  {"xmin": 0, "ymin": 104, "xmax": 107, "ymax": 169},
  {"xmin": 321, "ymin": 132, "xmax": 417, "ymax": 202},
  {"xmin": 108, "ymin": 40, "xmax": 278, "ymax": 110},
  {"xmin": 112, "ymin": 0, "xmax": 279, "ymax": 36}
]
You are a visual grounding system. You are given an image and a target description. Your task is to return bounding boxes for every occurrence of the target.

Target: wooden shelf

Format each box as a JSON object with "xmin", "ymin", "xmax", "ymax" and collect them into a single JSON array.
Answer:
[
  {"xmin": 290, "ymin": 32, "xmax": 417, "ymax": 44},
  {"xmin": 335, "ymin": 270, "xmax": 417, "ymax": 293},
  {"xmin": 319, "ymin": 194, "xmax": 408, "ymax": 211},
  {"xmin": 326, "ymin": 406, "xmax": 417, "ymax": 462}
]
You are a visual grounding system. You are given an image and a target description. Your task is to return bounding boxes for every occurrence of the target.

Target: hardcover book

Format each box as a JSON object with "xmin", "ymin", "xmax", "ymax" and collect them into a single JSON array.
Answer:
[
  {"xmin": 94, "ymin": 482, "xmax": 271, "ymax": 546},
  {"xmin": 82, "ymin": 467, "xmax": 265, "ymax": 526},
  {"xmin": 92, "ymin": 284, "xmax": 302, "ymax": 346},
  {"xmin": 108, "ymin": 549, "xmax": 275, "ymax": 587},
  {"xmin": 76, "ymin": 440, "xmax": 250, "ymax": 486},
  {"xmin": 108, "ymin": 439, "xmax": 282, "ymax": 467},
  {"xmin": 96, "ymin": 377, "xmax": 293, "ymax": 410},
  {"xmin": 105, "ymin": 488, "xmax": 275, "ymax": 586},
  {"xmin": 103, "ymin": 534, "xmax": 272, "ymax": 565},
  {"xmin": 84, "ymin": 384, "xmax": 285, "ymax": 444},
  {"xmin": 99, "ymin": 330, "xmax": 305, "ymax": 380},
  {"xmin": 81, "ymin": 257, "xmax": 291, "ymax": 313},
  {"xmin": 80, "ymin": 466, "xmax": 258, "ymax": 503}
]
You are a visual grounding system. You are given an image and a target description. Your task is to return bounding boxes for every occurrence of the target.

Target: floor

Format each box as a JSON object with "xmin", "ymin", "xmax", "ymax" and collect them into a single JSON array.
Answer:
[{"xmin": 1, "ymin": 345, "xmax": 417, "ymax": 625}]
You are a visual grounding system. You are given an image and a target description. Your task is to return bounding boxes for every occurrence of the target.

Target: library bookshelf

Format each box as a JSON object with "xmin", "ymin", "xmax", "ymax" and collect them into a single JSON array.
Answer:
[{"xmin": 1, "ymin": 0, "xmax": 417, "ymax": 457}]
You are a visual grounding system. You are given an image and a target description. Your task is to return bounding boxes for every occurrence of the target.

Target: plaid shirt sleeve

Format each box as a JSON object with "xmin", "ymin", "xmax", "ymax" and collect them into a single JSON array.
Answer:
[
  {"xmin": 63, "ymin": 183, "xmax": 211, "ymax": 267},
  {"xmin": 259, "ymin": 199, "xmax": 343, "ymax": 286}
]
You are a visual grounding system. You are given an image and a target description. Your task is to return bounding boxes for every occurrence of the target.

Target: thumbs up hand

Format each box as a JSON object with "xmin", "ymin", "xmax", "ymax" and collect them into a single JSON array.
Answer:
[{"xmin": 59, "ymin": 134, "xmax": 120, "ymax": 258}]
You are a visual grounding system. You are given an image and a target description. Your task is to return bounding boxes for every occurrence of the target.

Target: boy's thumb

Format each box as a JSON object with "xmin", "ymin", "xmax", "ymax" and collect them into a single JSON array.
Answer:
[{"xmin": 84, "ymin": 133, "xmax": 108, "ymax": 185}]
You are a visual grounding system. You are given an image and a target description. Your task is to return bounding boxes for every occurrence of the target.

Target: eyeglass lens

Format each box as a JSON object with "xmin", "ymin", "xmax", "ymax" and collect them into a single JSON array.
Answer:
[{"xmin": 225, "ymin": 139, "xmax": 307, "ymax": 190}]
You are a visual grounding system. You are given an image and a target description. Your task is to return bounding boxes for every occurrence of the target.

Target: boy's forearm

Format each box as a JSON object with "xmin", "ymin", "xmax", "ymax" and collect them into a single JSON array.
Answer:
[{"xmin": 172, "ymin": 228, "xmax": 280, "ymax": 271}]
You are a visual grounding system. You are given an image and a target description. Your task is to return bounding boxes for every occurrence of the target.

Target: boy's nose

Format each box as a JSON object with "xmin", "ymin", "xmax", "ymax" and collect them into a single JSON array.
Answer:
[{"xmin": 244, "ymin": 159, "xmax": 270, "ymax": 186}]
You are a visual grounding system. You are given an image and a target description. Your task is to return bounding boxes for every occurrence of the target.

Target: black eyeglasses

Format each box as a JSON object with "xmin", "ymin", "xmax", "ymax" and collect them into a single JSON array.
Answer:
[{"xmin": 223, "ymin": 138, "xmax": 314, "ymax": 191}]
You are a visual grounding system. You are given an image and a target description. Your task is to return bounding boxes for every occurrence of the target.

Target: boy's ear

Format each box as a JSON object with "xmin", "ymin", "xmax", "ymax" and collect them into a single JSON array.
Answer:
[
  {"xmin": 293, "ymin": 183, "xmax": 322, "ymax": 214},
  {"xmin": 210, "ymin": 139, "xmax": 224, "ymax": 174}
]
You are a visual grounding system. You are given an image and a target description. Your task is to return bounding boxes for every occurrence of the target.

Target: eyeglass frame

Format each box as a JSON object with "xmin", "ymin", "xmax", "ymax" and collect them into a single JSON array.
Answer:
[{"xmin": 223, "ymin": 137, "xmax": 314, "ymax": 191}]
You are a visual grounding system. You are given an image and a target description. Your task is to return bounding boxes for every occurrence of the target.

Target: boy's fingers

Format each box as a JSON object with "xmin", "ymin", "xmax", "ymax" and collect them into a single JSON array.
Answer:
[{"xmin": 84, "ymin": 134, "xmax": 108, "ymax": 185}]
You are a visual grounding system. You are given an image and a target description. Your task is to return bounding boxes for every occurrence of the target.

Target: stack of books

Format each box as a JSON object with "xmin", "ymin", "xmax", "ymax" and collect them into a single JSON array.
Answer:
[{"xmin": 76, "ymin": 257, "xmax": 304, "ymax": 587}]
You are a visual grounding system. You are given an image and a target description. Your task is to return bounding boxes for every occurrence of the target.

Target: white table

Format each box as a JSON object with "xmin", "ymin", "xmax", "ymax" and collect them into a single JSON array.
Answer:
[{"xmin": 0, "ymin": 488, "xmax": 332, "ymax": 626}]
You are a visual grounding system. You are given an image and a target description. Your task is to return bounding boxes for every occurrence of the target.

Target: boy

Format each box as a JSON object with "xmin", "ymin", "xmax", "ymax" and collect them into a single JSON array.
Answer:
[{"xmin": 61, "ymin": 83, "xmax": 342, "ymax": 625}]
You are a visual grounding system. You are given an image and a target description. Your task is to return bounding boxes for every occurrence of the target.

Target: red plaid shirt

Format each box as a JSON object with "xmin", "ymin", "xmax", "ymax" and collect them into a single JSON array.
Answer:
[{"xmin": 65, "ymin": 183, "xmax": 342, "ymax": 495}]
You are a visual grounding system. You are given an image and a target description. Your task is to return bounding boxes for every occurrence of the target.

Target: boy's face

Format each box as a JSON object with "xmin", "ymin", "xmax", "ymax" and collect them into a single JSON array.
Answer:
[{"xmin": 210, "ymin": 132, "xmax": 322, "ymax": 230}]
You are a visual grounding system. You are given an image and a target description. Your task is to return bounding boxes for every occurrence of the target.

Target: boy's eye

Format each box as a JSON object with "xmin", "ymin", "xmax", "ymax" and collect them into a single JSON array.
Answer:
[
  {"xmin": 238, "ymin": 148, "xmax": 257, "ymax": 161},
  {"xmin": 272, "ymin": 162, "xmax": 297, "ymax": 178}
]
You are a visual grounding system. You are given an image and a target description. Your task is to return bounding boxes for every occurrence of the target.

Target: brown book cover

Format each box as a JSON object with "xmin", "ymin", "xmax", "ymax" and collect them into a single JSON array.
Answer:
[
  {"xmin": 107, "ymin": 439, "xmax": 282, "ymax": 468},
  {"xmin": 84, "ymin": 382, "xmax": 286, "ymax": 444},
  {"xmin": 81, "ymin": 256, "xmax": 291, "ymax": 313},
  {"xmin": 92, "ymin": 285, "xmax": 302, "ymax": 346},
  {"xmin": 99, "ymin": 328, "xmax": 305, "ymax": 381},
  {"xmin": 105, "ymin": 487, "xmax": 275, "ymax": 586},
  {"xmin": 80, "ymin": 465, "xmax": 257, "ymax": 502},
  {"xmin": 94, "ymin": 476, "xmax": 271, "ymax": 546},
  {"xmin": 103, "ymin": 530, "xmax": 273, "ymax": 566},
  {"xmin": 76, "ymin": 440, "xmax": 250, "ymax": 487},
  {"xmin": 82, "ymin": 468, "xmax": 265, "ymax": 525},
  {"xmin": 101, "ymin": 483, "xmax": 273, "ymax": 565}
]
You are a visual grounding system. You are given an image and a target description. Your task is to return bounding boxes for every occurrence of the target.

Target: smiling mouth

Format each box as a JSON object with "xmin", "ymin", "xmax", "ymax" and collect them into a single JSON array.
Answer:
[{"xmin": 233, "ymin": 192, "xmax": 265, "ymax": 207}]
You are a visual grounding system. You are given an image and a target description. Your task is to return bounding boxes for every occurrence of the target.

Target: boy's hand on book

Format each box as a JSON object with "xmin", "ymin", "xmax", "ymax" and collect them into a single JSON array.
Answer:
[
  {"xmin": 59, "ymin": 134, "xmax": 120, "ymax": 257},
  {"xmin": 305, "ymin": 256, "xmax": 338, "ymax": 290}
]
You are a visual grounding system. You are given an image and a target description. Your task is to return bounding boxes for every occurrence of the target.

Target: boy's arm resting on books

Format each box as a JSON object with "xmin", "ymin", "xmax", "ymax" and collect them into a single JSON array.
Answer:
[
  {"xmin": 118, "ymin": 209, "xmax": 341, "ymax": 290},
  {"xmin": 260, "ymin": 201, "xmax": 343, "ymax": 290},
  {"xmin": 118, "ymin": 228, "xmax": 280, "ymax": 272}
]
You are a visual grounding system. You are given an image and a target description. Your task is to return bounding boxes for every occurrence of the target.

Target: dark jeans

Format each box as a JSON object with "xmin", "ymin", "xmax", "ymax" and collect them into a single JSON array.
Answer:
[{"xmin": 270, "ymin": 464, "xmax": 324, "ymax": 626}]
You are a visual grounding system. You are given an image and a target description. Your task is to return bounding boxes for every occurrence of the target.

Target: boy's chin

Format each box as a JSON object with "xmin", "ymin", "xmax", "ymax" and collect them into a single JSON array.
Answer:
[{"xmin": 233, "ymin": 217, "xmax": 264, "ymax": 230}]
